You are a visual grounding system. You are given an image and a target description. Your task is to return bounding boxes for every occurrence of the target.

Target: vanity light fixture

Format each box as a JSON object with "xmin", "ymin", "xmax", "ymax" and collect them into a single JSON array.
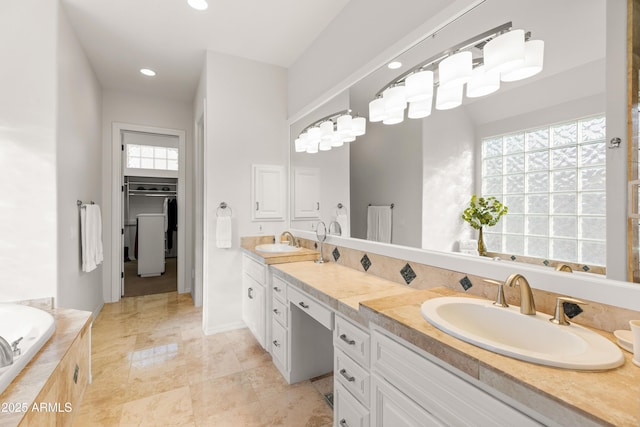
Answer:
[
  {"xmin": 187, "ymin": 0, "xmax": 208, "ymax": 11},
  {"xmin": 140, "ymin": 68, "xmax": 156, "ymax": 77},
  {"xmin": 369, "ymin": 22, "xmax": 544, "ymax": 124},
  {"xmin": 295, "ymin": 110, "xmax": 367, "ymax": 154}
]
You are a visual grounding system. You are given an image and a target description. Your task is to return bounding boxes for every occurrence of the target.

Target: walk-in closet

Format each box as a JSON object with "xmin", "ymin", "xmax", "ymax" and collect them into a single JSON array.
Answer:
[{"xmin": 122, "ymin": 131, "xmax": 180, "ymax": 297}]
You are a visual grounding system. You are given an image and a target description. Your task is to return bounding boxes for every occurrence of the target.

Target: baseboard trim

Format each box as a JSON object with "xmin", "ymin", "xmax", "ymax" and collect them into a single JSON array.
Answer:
[
  {"xmin": 92, "ymin": 302, "xmax": 104, "ymax": 320},
  {"xmin": 203, "ymin": 321, "xmax": 247, "ymax": 336}
]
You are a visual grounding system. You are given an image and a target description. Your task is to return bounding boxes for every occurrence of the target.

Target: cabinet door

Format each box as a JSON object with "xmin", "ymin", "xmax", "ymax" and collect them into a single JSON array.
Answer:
[
  {"xmin": 371, "ymin": 375, "xmax": 444, "ymax": 427},
  {"xmin": 242, "ymin": 274, "xmax": 266, "ymax": 349},
  {"xmin": 293, "ymin": 167, "xmax": 320, "ymax": 219},
  {"xmin": 252, "ymin": 164, "xmax": 285, "ymax": 220}
]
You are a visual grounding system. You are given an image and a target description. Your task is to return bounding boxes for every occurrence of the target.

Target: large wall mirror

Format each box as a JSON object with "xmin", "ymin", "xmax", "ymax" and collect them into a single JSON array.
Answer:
[{"xmin": 290, "ymin": 0, "xmax": 619, "ymax": 276}]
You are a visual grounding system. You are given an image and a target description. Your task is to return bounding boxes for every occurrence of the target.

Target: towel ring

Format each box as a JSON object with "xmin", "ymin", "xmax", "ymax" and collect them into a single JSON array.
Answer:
[{"xmin": 217, "ymin": 202, "xmax": 233, "ymax": 217}]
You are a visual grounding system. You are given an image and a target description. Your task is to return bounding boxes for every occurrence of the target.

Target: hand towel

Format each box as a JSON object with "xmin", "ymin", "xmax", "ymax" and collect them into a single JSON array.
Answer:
[
  {"xmin": 366, "ymin": 206, "xmax": 392, "ymax": 243},
  {"xmin": 81, "ymin": 204, "xmax": 104, "ymax": 272},
  {"xmin": 336, "ymin": 212, "xmax": 350, "ymax": 237},
  {"xmin": 216, "ymin": 216, "xmax": 232, "ymax": 249}
]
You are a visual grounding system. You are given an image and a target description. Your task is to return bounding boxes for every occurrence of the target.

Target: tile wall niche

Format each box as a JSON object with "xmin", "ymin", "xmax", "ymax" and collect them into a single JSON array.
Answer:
[{"xmin": 291, "ymin": 237, "xmax": 639, "ymax": 333}]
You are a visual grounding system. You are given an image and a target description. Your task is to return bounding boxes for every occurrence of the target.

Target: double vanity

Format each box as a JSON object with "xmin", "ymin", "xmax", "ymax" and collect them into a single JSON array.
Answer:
[{"xmin": 242, "ymin": 236, "xmax": 640, "ymax": 427}]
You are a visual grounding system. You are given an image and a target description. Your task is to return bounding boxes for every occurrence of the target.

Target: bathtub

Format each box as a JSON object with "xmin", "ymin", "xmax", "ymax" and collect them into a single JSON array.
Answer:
[{"xmin": 0, "ymin": 304, "xmax": 56, "ymax": 394}]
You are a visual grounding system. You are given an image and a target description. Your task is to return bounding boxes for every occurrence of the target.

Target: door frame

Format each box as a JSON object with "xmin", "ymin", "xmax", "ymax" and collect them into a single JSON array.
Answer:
[{"xmin": 110, "ymin": 122, "xmax": 187, "ymax": 302}]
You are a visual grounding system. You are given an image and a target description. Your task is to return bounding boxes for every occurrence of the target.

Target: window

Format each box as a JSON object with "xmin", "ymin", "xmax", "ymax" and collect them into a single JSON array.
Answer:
[
  {"xmin": 126, "ymin": 144, "xmax": 178, "ymax": 171},
  {"xmin": 481, "ymin": 115, "xmax": 606, "ymax": 266}
]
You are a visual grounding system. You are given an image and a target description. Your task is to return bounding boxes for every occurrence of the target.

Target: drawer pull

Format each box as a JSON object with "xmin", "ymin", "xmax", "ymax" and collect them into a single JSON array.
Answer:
[
  {"xmin": 248, "ymin": 288, "xmax": 254, "ymax": 299},
  {"xmin": 339, "ymin": 334, "xmax": 356, "ymax": 345},
  {"xmin": 272, "ymin": 340, "xmax": 280, "ymax": 348},
  {"xmin": 339, "ymin": 420, "xmax": 349, "ymax": 427},
  {"xmin": 299, "ymin": 301, "xmax": 310, "ymax": 309},
  {"xmin": 339, "ymin": 368, "xmax": 355, "ymax": 382},
  {"xmin": 274, "ymin": 286, "xmax": 281, "ymax": 292},
  {"xmin": 273, "ymin": 308, "xmax": 280, "ymax": 314}
]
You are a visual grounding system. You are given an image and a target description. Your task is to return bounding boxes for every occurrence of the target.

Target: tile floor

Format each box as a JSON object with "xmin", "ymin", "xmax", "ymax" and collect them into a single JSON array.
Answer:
[{"xmin": 73, "ymin": 292, "xmax": 334, "ymax": 426}]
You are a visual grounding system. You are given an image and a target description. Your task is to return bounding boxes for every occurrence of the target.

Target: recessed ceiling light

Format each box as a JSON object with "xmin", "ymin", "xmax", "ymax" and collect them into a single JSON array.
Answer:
[
  {"xmin": 388, "ymin": 61, "xmax": 402, "ymax": 70},
  {"xmin": 140, "ymin": 68, "xmax": 156, "ymax": 77},
  {"xmin": 188, "ymin": 0, "xmax": 208, "ymax": 10}
]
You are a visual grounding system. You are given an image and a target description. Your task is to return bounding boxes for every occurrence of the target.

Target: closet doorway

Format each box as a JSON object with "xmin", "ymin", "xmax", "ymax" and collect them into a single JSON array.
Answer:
[{"xmin": 110, "ymin": 124, "xmax": 187, "ymax": 302}]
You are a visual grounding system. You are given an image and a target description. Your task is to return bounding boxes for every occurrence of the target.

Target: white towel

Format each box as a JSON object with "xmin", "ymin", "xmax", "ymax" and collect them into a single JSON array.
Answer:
[
  {"xmin": 366, "ymin": 206, "xmax": 392, "ymax": 243},
  {"xmin": 81, "ymin": 204, "xmax": 103, "ymax": 272},
  {"xmin": 216, "ymin": 216, "xmax": 232, "ymax": 249},
  {"xmin": 336, "ymin": 212, "xmax": 350, "ymax": 237}
]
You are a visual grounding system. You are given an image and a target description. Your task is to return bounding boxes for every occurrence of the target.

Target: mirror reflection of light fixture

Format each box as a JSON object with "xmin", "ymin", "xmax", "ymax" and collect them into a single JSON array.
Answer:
[
  {"xmin": 369, "ymin": 22, "xmax": 544, "ymax": 125},
  {"xmin": 295, "ymin": 110, "xmax": 367, "ymax": 154}
]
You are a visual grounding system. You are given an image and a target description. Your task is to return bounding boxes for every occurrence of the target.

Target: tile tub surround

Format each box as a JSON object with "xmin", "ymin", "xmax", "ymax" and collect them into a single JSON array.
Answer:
[
  {"xmin": 270, "ymin": 261, "xmax": 640, "ymax": 427},
  {"xmin": 0, "ymin": 306, "xmax": 92, "ymax": 427},
  {"xmin": 292, "ymin": 237, "xmax": 640, "ymax": 334}
]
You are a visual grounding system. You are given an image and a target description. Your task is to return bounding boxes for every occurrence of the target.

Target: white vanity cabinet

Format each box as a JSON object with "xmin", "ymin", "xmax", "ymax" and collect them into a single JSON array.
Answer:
[
  {"xmin": 268, "ymin": 273, "xmax": 334, "ymax": 385},
  {"xmin": 241, "ymin": 254, "xmax": 266, "ymax": 349},
  {"xmin": 333, "ymin": 314, "xmax": 371, "ymax": 427},
  {"xmin": 369, "ymin": 325, "xmax": 543, "ymax": 427}
]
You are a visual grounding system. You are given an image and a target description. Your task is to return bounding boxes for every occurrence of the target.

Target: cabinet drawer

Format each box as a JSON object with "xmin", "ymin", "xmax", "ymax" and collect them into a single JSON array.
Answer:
[
  {"xmin": 271, "ymin": 275, "xmax": 288, "ymax": 302},
  {"xmin": 272, "ymin": 297, "xmax": 288, "ymax": 327},
  {"xmin": 371, "ymin": 328, "xmax": 541, "ymax": 426},
  {"xmin": 334, "ymin": 381, "xmax": 369, "ymax": 427},
  {"xmin": 243, "ymin": 255, "xmax": 265, "ymax": 284},
  {"xmin": 288, "ymin": 286, "xmax": 334, "ymax": 330},
  {"xmin": 335, "ymin": 348, "xmax": 370, "ymax": 406},
  {"xmin": 271, "ymin": 318, "xmax": 288, "ymax": 371},
  {"xmin": 334, "ymin": 314, "xmax": 370, "ymax": 368}
]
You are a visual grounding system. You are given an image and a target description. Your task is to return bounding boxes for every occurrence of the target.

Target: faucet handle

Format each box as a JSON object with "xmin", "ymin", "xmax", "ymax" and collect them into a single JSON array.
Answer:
[
  {"xmin": 484, "ymin": 279, "xmax": 509, "ymax": 308},
  {"xmin": 11, "ymin": 337, "xmax": 23, "ymax": 357},
  {"xmin": 549, "ymin": 297, "xmax": 587, "ymax": 326}
]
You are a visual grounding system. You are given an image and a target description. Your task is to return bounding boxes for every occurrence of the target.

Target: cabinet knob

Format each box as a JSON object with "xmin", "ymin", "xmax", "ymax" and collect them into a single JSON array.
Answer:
[
  {"xmin": 339, "ymin": 420, "xmax": 349, "ymax": 427},
  {"xmin": 247, "ymin": 288, "xmax": 254, "ymax": 299},
  {"xmin": 299, "ymin": 301, "xmax": 309, "ymax": 309},
  {"xmin": 273, "ymin": 308, "xmax": 279, "ymax": 314},
  {"xmin": 272, "ymin": 340, "xmax": 280, "ymax": 348},
  {"xmin": 273, "ymin": 286, "xmax": 281, "ymax": 292},
  {"xmin": 256, "ymin": 202, "xmax": 260, "ymax": 211},
  {"xmin": 339, "ymin": 334, "xmax": 356, "ymax": 345}
]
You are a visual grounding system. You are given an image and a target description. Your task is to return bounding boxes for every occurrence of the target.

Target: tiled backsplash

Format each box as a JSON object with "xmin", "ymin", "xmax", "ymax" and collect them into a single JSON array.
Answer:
[{"xmin": 295, "ymin": 237, "xmax": 639, "ymax": 333}]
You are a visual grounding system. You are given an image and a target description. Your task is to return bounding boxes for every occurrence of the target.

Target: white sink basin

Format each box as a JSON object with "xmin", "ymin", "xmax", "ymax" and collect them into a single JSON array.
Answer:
[
  {"xmin": 420, "ymin": 297, "xmax": 624, "ymax": 370},
  {"xmin": 255, "ymin": 243, "xmax": 302, "ymax": 253}
]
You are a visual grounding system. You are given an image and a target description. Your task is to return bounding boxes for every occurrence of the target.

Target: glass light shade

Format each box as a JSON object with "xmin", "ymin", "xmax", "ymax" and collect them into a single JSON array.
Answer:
[
  {"xmin": 337, "ymin": 114, "xmax": 353, "ymax": 137},
  {"xmin": 319, "ymin": 120, "xmax": 334, "ymax": 141},
  {"xmin": 383, "ymin": 86, "xmax": 407, "ymax": 113},
  {"xmin": 342, "ymin": 135, "xmax": 356, "ymax": 143},
  {"xmin": 331, "ymin": 133, "xmax": 345, "ymax": 147},
  {"xmin": 438, "ymin": 51, "xmax": 472, "ymax": 88},
  {"xmin": 369, "ymin": 98, "xmax": 386, "ymax": 122},
  {"xmin": 466, "ymin": 66, "xmax": 500, "ymax": 98},
  {"xmin": 294, "ymin": 137, "xmax": 306, "ymax": 153},
  {"xmin": 383, "ymin": 109, "xmax": 404, "ymax": 125},
  {"xmin": 405, "ymin": 70, "xmax": 434, "ymax": 102},
  {"xmin": 306, "ymin": 141, "xmax": 319, "ymax": 154},
  {"xmin": 500, "ymin": 40, "xmax": 544, "ymax": 82},
  {"xmin": 307, "ymin": 127, "xmax": 321, "ymax": 144},
  {"xmin": 483, "ymin": 29, "xmax": 525, "ymax": 73},
  {"xmin": 319, "ymin": 140, "xmax": 332, "ymax": 151},
  {"xmin": 188, "ymin": 0, "xmax": 208, "ymax": 10},
  {"xmin": 351, "ymin": 117, "xmax": 366, "ymax": 136},
  {"xmin": 408, "ymin": 98, "xmax": 433, "ymax": 119},
  {"xmin": 435, "ymin": 84, "xmax": 463, "ymax": 110}
]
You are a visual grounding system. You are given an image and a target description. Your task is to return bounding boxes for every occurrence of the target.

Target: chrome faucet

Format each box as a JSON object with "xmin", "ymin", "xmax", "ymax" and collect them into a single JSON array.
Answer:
[
  {"xmin": 0, "ymin": 336, "xmax": 13, "ymax": 367},
  {"xmin": 280, "ymin": 231, "xmax": 299, "ymax": 247},
  {"xmin": 504, "ymin": 273, "xmax": 536, "ymax": 315}
]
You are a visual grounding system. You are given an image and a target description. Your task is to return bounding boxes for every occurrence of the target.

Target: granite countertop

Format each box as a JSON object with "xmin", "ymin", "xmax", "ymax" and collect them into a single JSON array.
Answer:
[
  {"xmin": 0, "ymin": 306, "xmax": 92, "ymax": 427},
  {"xmin": 271, "ymin": 261, "xmax": 640, "ymax": 427}
]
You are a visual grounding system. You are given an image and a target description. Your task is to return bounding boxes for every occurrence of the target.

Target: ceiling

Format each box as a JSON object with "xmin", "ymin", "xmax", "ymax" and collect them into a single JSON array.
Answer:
[{"xmin": 61, "ymin": 0, "xmax": 351, "ymax": 102}]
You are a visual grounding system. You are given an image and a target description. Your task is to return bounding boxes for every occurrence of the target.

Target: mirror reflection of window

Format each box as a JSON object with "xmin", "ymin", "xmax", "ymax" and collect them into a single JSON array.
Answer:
[{"xmin": 482, "ymin": 115, "xmax": 606, "ymax": 266}]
